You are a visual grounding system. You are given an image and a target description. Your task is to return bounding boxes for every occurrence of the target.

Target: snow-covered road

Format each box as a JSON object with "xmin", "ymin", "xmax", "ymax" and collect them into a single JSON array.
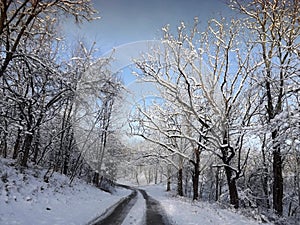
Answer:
[
  {"xmin": 89, "ymin": 184, "xmax": 269, "ymax": 225},
  {"xmin": 87, "ymin": 188, "xmax": 138, "ymax": 225},
  {"xmin": 88, "ymin": 187, "xmax": 171, "ymax": 225},
  {"xmin": 0, "ymin": 158, "xmax": 272, "ymax": 225}
]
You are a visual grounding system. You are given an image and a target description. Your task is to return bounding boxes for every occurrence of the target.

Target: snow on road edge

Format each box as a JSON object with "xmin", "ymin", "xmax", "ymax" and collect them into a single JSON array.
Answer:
[{"xmin": 142, "ymin": 184, "xmax": 273, "ymax": 225}]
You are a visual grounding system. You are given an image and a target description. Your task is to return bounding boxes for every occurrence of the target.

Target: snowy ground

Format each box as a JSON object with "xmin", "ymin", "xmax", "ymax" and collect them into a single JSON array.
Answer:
[
  {"xmin": 0, "ymin": 158, "xmax": 130, "ymax": 225},
  {"xmin": 141, "ymin": 184, "xmax": 273, "ymax": 225},
  {"xmin": 1, "ymin": 158, "xmax": 274, "ymax": 225}
]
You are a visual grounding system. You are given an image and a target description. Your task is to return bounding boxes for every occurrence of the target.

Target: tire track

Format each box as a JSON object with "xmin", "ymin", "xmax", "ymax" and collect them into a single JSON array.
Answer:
[
  {"xmin": 139, "ymin": 189, "xmax": 171, "ymax": 225},
  {"xmin": 87, "ymin": 189, "xmax": 138, "ymax": 225},
  {"xmin": 88, "ymin": 186, "xmax": 171, "ymax": 225}
]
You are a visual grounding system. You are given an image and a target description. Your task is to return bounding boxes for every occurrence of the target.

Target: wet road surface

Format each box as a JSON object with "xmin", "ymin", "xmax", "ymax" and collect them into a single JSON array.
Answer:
[
  {"xmin": 139, "ymin": 189, "xmax": 171, "ymax": 225},
  {"xmin": 87, "ymin": 186, "xmax": 171, "ymax": 225},
  {"xmin": 88, "ymin": 189, "xmax": 138, "ymax": 225}
]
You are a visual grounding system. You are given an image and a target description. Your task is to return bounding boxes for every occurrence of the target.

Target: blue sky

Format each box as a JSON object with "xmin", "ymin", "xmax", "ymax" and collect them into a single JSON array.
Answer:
[
  {"xmin": 74, "ymin": 0, "xmax": 231, "ymax": 82},
  {"xmin": 64, "ymin": 0, "xmax": 234, "ymax": 112},
  {"xmin": 63, "ymin": 0, "xmax": 234, "ymax": 138},
  {"xmin": 66, "ymin": 0, "xmax": 232, "ymax": 54}
]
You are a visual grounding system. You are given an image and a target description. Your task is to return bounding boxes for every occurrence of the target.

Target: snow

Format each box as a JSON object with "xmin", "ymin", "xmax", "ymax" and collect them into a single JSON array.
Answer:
[
  {"xmin": 1, "ymin": 158, "xmax": 273, "ymax": 225},
  {"xmin": 122, "ymin": 191, "xmax": 146, "ymax": 225},
  {"xmin": 142, "ymin": 184, "xmax": 273, "ymax": 225},
  {"xmin": 123, "ymin": 183, "xmax": 271, "ymax": 225},
  {"xmin": 0, "ymin": 158, "xmax": 130, "ymax": 225}
]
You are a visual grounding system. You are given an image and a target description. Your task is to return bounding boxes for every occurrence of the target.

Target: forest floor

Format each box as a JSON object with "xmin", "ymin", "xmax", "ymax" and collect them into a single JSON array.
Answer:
[{"xmin": 0, "ymin": 158, "xmax": 282, "ymax": 225}]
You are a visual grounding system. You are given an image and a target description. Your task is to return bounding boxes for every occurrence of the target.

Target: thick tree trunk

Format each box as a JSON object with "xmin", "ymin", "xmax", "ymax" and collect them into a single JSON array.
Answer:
[
  {"xmin": 177, "ymin": 167, "xmax": 183, "ymax": 196},
  {"xmin": 93, "ymin": 171, "xmax": 99, "ymax": 186},
  {"xmin": 269, "ymin": 127, "xmax": 283, "ymax": 216},
  {"xmin": 273, "ymin": 148, "xmax": 283, "ymax": 216},
  {"xmin": 1, "ymin": 133, "xmax": 7, "ymax": 158},
  {"xmin": 192, "ymin": 149, "xmax": 200, "ymax": 200},
  {"xmin": 167, "ymin": 177, "xmax": 171, "ymax": 191},
  {"xmin": 265, "ymin": 65, "xmax": 284, "ymax": 215},
  {"xmin": 224, "ymin": 166, "xmax": 239, "ymax": 208},
  {"xmin": 192, "ymin": 172, "xmax": 199, "ymax": 200},
  {"xmin": 21, "ymin": 133, "xmax": 33, "ymax": 167}
]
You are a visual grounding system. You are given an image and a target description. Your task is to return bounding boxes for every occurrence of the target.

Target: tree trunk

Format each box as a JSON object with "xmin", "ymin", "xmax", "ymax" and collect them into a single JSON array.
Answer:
[
  {"xmin": 265, "ymin": 62, "xmax": 283, "ymax": 215},
  {"xmin": 273, "ymin": 148, "xmax": 283, "ymax": 216},
  {"xmin": 135, "ymin": 170, "xmax": 140, "ymax": 185},
  {"xmin": 261, "ymin": 134, "xmax": 270, "ymax": 208},
  {"xmin": 21, "ymin": 133, "xmax": 33, "ymax": 167},
  {"xmin": 296, "ymin": 154, "xmax": 300, "ymax": 208},
  {"xmin": 63, "ymin": 151, "xmax": 70, "ymax": 175},
  {"xmin": 192, "ymin": 149, "xmax": 200, "ymax": 200},
  {"xmin": 93, "ymin": 171, "xmax": 99, "ymax": 186},
  {"xmin": 224, "ymin": 166, "xmax": 239, "ymax": 208},
  {"xmin": 192, "ymin": 174, "xmax": 199, "ymax": 200},
  {"xmin": 184, "ymin": 170, "xmax": 189, "ymax": 196},
  {"xmin": 63, "ymin": 130, "xmax": 73, "ymax": 175},
  {"xmin": 177, "ymin": 167, "xmax": 183, "ymax": 196},
  {"xmin": 154, "ymin": 163, "xmax": 158, "ymax": 184},
  {"xmin": 0, "ymin": 119, "xmax": 8, "ymax": 158},
  {"xmin": 13, "ymin": 128, "xmax": 22, "ymax": 159},
  {"xmin": 1, "ymin": 132, "xmax": 7, "ymax": 158},
  {"xmin": 215, "ymin": 167, "xmax": 220, "ymax": 201},
  {"xmin": 32, "ymin": 129, "xmax": 40, "ymax": 163},
  {"xmin": 166, "ymin": 165, "xmax": 171, "ymax": 191},
  {"xmin": 167, "ymin": 177, "xmax": 171, "ymax": 191}
]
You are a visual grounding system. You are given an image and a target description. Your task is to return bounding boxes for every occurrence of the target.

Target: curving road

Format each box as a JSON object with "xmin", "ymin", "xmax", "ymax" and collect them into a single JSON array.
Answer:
[{"xmin": 87, "ymin": 186, "xmax": 171, "ymax": 225}]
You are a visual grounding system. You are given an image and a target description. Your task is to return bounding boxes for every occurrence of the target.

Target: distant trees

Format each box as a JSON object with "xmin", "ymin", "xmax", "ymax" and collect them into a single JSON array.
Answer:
[
  {"xmin": 73, "ymin": 52, "xmax": 123, "ymax": 179},
  {"xmin": 130, "ymin": 100, "xmax": 194, "ymax": 197}
]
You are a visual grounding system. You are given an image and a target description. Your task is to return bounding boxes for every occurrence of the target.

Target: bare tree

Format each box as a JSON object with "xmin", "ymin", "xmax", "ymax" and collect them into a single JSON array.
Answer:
[
  {"xmin": 231, "ymin": 0, "xmax": 300, "ymax": 215},
  {"xmin": 71, "ymin": 51, "xmax": 123, "ymax": 179},
  {"xmin": 0, "ymin": 0, "xmax": 97, "ymax": 78},
  {"xmin": 0, "ymin": 0, "xmax": 97, "ymax": 165},
  {"xmin": 131, "ymin": 18, "xmax": 257, "ymax": 207}
]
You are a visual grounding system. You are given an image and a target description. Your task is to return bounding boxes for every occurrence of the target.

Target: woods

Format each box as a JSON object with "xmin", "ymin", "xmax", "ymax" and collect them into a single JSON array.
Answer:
[
  {"xmin": 0, "ymin": 0, "xmax": 123, "ymax": 184},
  {"xmin": 0, "ymin": 0, "xmax": 299, "ymax": 223},
  {"xmin": 128, "ymin": 0, "xmax": 300, "ymax": 219}
]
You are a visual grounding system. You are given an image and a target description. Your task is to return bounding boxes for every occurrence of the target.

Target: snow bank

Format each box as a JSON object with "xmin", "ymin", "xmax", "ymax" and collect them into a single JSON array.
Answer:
[
  {"xmin": 0, "ymin": 158, "xmax": 129, "ymax": 225},
  {"xmin": 142, "ymin": 184, "xmax": 273, "ymax": 225}
]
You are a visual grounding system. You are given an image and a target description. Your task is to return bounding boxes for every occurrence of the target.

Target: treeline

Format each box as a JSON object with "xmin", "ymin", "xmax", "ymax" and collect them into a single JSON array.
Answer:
[
  {"xmin": 0, "ymin": 1, "xmax": 122, "ymax": 184},
  {"xmin": 128, "ymin": 0, "xmax": 300, "ymax": 221}
]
